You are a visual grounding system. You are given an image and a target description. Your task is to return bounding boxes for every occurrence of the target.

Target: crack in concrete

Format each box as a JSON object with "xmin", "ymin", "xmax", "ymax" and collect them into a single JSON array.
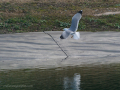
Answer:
[{"xmin": 43, "ymin": 31, "xmax": 68, "ymax": 61}]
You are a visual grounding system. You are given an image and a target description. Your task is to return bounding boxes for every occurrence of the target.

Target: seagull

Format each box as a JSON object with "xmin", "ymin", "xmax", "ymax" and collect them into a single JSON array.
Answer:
[{"xmin": 60, "ymin": 10, "xmax": 82, "ymax": 40}]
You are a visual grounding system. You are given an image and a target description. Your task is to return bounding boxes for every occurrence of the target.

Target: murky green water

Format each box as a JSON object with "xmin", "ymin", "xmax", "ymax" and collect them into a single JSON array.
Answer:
[{"xmin": 0, "ymin": 64, "xmax": 120, "ymax": 90}]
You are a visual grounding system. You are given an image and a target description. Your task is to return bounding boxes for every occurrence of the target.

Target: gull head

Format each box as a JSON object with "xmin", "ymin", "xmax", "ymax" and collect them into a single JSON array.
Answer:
[
  {"xmin": 78, "ymin": 10, "xmax": 82, "ymax": 14},
  {"xmin": 60, "ymin": 35, "xmax": 64, "ymax": 39}
]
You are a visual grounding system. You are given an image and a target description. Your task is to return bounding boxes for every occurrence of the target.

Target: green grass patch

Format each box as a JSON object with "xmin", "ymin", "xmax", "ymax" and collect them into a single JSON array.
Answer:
[
  {"xmin": 55, "ymin": 20, "xmax": 70, "ymax": 27},
  {"xmin": 82, "ymin": 14, "xmax": 120, "ymax": 31},
  {"xmin": 116, "ymin": 4, "xmax": 120, "ymax": 7},
  {"xmin": 0, "ymin": 15, "xmax": 48, "ymax": 33},
  {"xmin": 0, "ymin": 14, "xmax": 120, "ymax": 33}
]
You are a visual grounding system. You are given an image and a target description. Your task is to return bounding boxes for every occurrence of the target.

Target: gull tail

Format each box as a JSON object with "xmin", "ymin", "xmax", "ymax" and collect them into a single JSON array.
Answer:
[{"xmin": 73, "ymin": 32, "xmax": 80, "ymax": 40}]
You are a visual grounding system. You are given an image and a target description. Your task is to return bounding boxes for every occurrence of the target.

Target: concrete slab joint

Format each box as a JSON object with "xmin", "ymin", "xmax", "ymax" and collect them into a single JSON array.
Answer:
[{"xmin": 43, "ymin": 31, "xmax": 68, "ymax": 61}]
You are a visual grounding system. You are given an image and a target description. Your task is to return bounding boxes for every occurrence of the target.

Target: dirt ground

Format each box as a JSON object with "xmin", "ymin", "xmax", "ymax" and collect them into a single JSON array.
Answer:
[{"xmin": 94, "ymin": 11, "xmax": 120, "ymax": 16}]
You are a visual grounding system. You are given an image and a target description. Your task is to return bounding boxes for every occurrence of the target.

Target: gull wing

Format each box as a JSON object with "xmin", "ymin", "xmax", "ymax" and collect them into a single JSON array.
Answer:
[{"xmin": 69, "ymin": 10, "xmax": 82, "ymax": 32}]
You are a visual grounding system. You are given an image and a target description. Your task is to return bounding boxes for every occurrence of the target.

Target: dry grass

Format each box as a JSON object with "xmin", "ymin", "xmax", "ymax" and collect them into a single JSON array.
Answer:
[
  {"xmin": 0, "ymin": 0, "xmax": 33, "ymax": 3},
  {"xmin": 0, "ymin": 0, "xmax": 86, "ymax": 3},
  {"xmin": 0, "ymin": 0, "xmax": 120, "ymax": 3}
]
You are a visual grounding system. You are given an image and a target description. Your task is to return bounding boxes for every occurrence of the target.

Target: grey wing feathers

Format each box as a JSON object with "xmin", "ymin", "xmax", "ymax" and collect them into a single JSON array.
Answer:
[{"xmin": 69, "ymin": 12, "xmax": 82, "ymax": 32}]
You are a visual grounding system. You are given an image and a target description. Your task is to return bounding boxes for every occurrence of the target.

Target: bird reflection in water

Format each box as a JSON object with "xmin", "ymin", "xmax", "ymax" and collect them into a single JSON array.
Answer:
[{"xmin": 64, "ymin": 73, "xmax": 81, "ymax": 90}]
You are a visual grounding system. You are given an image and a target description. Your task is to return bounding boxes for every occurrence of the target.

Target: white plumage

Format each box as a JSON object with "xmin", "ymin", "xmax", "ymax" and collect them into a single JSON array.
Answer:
[{"xmin": 60, "ymin": 10, "xmax": 82, "ymax": 40}]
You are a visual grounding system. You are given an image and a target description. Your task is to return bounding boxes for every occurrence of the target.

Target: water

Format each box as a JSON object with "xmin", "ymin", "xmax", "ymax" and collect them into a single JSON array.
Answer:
[{"xmin": 0, "ymin": 64, "xmax": 120, "ymax": 90}]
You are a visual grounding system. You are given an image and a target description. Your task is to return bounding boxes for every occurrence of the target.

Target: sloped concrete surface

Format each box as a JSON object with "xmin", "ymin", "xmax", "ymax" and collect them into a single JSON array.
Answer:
[{"xmin": 0, "ymin": 31, "xmax": 120, "ymax": 69}]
